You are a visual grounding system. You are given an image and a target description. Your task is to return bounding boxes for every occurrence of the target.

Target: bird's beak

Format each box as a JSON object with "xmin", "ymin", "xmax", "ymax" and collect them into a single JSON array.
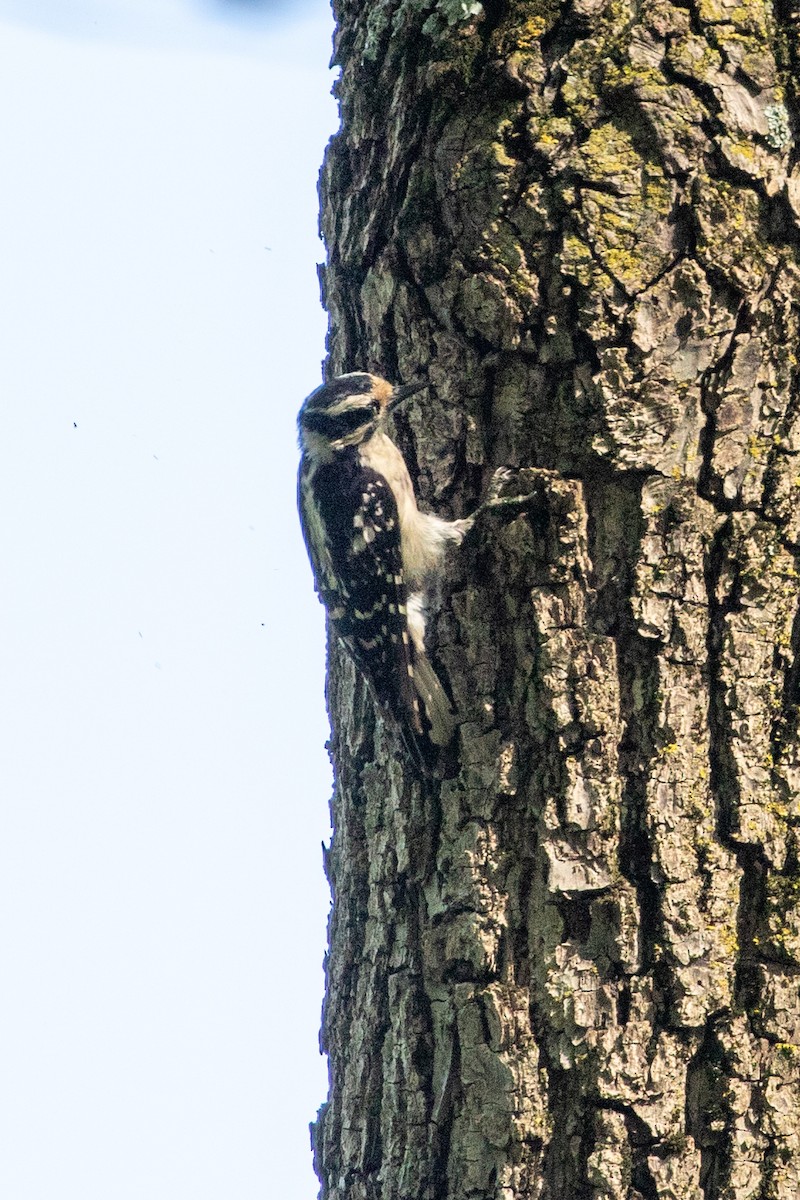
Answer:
[{"xmin": 388, "ymin": 380, "xmax": 428, "ymax": 411}]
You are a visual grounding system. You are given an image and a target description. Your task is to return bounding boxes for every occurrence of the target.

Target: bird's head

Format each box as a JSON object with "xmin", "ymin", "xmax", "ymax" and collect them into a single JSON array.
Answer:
[{"xmin": 298, "ymin": 372, "xmax": 426, "ymax": 459}]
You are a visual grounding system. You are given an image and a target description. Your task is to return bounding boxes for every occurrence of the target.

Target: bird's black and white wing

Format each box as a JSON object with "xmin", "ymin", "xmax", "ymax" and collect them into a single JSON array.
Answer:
[{"xmin": 298, "ymin": 450, "xmax": 424, "ymax": 742}]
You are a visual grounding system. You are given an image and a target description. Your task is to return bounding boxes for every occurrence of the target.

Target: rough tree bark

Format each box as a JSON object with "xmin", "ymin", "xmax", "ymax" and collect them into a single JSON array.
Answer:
[{"xmin": 311, "ymin": 1, "xmax": 800, "ymax": 1197}]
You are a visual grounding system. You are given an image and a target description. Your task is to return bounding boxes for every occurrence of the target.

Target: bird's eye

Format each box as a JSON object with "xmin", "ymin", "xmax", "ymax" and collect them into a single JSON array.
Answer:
[{"xmin": 302, "ymin": 405, "xmax": 372, "ymax": 437}]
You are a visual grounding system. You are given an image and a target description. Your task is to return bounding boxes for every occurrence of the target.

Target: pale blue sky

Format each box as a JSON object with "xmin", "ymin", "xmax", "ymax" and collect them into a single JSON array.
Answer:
[{"xmin": 0, "ymin": 3, "xmax": 337, "ymax": 1197}]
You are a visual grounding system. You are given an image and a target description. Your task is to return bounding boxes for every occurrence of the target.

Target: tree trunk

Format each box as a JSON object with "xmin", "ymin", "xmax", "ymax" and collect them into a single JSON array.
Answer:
[{"xmin": 312, "ymin": 1, "xmax": 800, "ymax": 1197}]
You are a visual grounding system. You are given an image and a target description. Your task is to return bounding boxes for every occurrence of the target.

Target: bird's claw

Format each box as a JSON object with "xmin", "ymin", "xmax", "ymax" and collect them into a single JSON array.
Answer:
[{"xmin": 484, "ymin": 466, "xmax": 515, "ymax": 505}]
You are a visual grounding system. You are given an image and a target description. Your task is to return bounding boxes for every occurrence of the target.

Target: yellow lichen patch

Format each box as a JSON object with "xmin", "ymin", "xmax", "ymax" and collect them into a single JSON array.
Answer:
[
  {"xmin": 560, "ymin": 231, "xmax": 601, "ymax": 290},
  {"xmin": 493, "ymin": 0, "xmax": 562, "ymax": 49},
  {"xmin": 695, "ymin": 179, "xmax": 777, "ymax": 294},
  {"xmin": 572, "ymin": 123, "xmax": 675, "ymax": 294},
  {"xmin": 528, "ymin": 115, "xmax": 575, "ymax": 163},
  {"xmin": 729, "ymin": 0, "xmax": 773, "ymax": 40},
  {"xmin": 666, "ymin": 29, "xmax": 724, "ymax": 78},
  {"xmin": 694, "ymin": 0, "xmax": 765, "ymax": 28},
  {"xmin": 600, "ymin": 59, "xmax": 664, "ymax": 96},
  {"xmin": 717, "ymin": 135, "xmax": 778, "ymax": 183},
  {"xmin": 578, "ymin": 122, "xmax": 642, "ymax": 181},
  {"xmin": 765, "ymin": 869, "xmax": 800, "ymax": 960}
]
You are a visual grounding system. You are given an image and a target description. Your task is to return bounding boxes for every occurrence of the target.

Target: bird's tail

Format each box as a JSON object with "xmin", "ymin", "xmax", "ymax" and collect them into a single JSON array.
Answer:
[{"xmin": 413, "ymin": 652, "xmax": 456, "ymax": 748}]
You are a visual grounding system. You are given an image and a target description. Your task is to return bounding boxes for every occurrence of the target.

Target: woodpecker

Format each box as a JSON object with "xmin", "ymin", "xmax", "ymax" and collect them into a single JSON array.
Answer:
[{"xmin": 297, "ymin": 371, "xmax": 472, "ymax": 768}]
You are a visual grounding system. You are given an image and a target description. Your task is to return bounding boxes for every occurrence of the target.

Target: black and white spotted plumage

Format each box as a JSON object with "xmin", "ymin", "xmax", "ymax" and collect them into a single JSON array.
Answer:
[{"xmin": 297, "ymin": 372, "xmax": 472, "ymax": 768}]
